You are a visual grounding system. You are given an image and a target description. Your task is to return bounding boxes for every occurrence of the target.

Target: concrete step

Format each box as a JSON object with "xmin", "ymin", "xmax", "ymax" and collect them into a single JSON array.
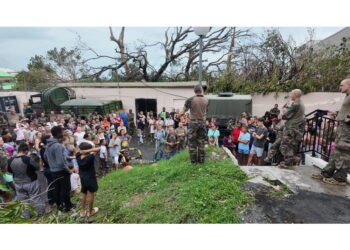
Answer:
[
  {"xmin": 239, "ymin": 165, "xmax": 350, "ymax": 199},
  {"xmin": 221, "ymin": 146, "xmax": 350, "ymax": 199}
]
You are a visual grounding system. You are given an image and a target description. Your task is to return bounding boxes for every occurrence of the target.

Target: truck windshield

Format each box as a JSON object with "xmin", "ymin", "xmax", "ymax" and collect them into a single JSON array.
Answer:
[{"xmin": 31, "ymin": 96, "xmax": 41, "ymax": 103}]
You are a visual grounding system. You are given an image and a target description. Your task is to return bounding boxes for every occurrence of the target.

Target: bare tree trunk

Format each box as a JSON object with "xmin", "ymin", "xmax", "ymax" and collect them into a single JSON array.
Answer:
[
  {"xmin": 109, "ymin": 27, "xmax": 130, "ymax": 79},
  {"xmin": 226, "ymin": 27, "xmax": 236, "ymax": 73}
]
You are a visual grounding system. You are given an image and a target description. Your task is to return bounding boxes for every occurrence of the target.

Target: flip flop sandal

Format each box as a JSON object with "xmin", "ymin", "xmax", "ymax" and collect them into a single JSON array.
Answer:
[
  {"xmin": 322, "ymin": 177, "xmax": 347, "ymax": 186},
  {"xmin": 88, "ymin": 207, "xmax": 99, "ymax": 217},
  {"xmin": 311, "ymin": 173, "xmax": 324, "ymax": 180}
]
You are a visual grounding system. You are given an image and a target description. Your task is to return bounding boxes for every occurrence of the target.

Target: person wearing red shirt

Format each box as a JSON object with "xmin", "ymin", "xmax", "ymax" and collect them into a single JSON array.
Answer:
[
  {"xmin": 231, "ymin": 122, "xmax": 242, "ymax": 152},
  {"xmin": 181, "ymin": 117, "xmax": 188, "ymax": 129},
  {"xmin": 115, "ymin": 113, "xmax": 122, "ymax": 129}
]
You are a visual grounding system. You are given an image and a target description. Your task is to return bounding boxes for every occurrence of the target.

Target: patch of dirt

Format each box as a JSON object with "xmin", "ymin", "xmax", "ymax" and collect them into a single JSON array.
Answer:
[
  {"xmin": 241, "ymin": 182, "xmax": 350, "ymax": 223},
  {"xmin": 121, "ymin": 192, "xmax": 154, "ymax": 208},
  {"xmin": 208, "ymin": 150, "xmax": 228, "ymax": 161}
]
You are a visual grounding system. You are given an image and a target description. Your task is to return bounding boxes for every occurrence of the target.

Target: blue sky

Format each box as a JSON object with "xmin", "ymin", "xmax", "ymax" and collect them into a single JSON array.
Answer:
[{"xmin": 0, "ymin": 27, "xmax": 344, "ymax": 72}]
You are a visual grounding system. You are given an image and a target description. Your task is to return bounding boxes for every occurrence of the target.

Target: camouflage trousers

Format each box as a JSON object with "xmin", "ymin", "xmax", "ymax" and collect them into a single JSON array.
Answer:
[
  {"xmin": 321, "ymin": 121, "xmax": 350, "ymax": 182},
  {"xmin": 188, "ymin": 120, "xmax": 207, "ymax": 163},
  {"xmin": 267, "ymin": 137, "xmax": 283, "ymax": 164},
  {"xmin": 279, "ymin": 127, "xmax": 303, "ymax": 166},
  {"xmin": 128, "ymin": 122, "xmax": 136, "ymax": 136},
  {"xmin": 177, "ymin": 137, "xmax": 186, "ymax": 151}
]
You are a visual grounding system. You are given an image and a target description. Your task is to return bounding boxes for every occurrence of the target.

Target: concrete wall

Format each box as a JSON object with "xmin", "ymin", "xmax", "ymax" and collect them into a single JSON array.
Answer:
[
  {"xmin": 0, "ymin": 89, "xmax": 346, "ymax": 117},
  {"xmin": 252, "ymin": 92, "xmax": 345, "ymax": 117},
  {"xmin": 72, "ymin": 87, "xmax": 193, "ymax": 114}
]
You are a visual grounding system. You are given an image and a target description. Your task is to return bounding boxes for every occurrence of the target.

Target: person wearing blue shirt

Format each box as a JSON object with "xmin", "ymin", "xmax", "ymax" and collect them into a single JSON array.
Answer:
[
  {"xmin": 207, "ymin": 124, "xmax": 220, "ymax": 147},
  {"xmin": 119, "ymin": 111, "xmax": 128, "ymax": 127},
  {"xmin": 238, "ymin": 125, "xmax": 251, "ymax": 165}
]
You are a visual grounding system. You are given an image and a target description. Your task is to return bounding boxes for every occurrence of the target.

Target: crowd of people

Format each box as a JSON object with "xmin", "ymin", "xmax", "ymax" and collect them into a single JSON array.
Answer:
[
  {"xmin": 220, "ymin": 101, "xmax": 339, "ymax": 168},
  {"xmin": 1, "ymin": 80, "xmax": 349, "ymax": 219},
  {"xmin": 0, "ymin": 107, "xmax": 194, "ymax": 217}
]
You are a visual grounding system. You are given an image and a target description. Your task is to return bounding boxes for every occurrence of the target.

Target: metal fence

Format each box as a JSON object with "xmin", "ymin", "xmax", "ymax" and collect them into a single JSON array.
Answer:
[{"xmin": 300, "ymin": 109, "xmax": 336, "ymax": 161}]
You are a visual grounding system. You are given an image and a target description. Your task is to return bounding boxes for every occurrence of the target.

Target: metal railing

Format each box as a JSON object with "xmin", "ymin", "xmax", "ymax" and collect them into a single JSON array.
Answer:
[{"xmin": 300, "ymin": 109, "xmax": 336, "ymax": 161}]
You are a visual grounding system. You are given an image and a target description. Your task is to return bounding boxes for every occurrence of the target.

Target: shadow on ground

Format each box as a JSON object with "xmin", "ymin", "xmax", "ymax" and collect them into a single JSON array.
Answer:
[{"xmin": 241, "ymin": 182, "xmax": 350, "ymax": 223}]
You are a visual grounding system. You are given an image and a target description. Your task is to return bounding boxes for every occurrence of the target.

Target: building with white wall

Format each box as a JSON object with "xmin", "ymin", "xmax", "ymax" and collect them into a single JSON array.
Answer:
[{"xmin": 57, "ymin": 81, "xmax": 206, "ymax": 115}]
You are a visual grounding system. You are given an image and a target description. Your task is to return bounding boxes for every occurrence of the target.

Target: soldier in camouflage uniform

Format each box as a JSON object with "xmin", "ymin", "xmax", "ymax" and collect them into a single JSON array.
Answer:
[
  {"xmin": 165, "ymin": 127, "xmax": 179, "ymax": 159},
  {"xmin": 312, "ymin": 79, "xmax": 350, "ymax": 185},
  {"xmin": 264, "ymin": 119, "xmax": 285, "ymax": 165},
  {"xmin": 278, "ymin": 89, "xmax": 305, "ymax": 169},
  {"xmin": 179, "ymin": 85, "xmax": 209, "ymax": 164}
]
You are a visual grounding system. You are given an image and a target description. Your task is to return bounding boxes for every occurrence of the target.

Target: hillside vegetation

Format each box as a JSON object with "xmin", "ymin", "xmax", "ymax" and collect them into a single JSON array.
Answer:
[{"xmin": 39, "ymin": 147, "xmax": 251, "ymax": 224}]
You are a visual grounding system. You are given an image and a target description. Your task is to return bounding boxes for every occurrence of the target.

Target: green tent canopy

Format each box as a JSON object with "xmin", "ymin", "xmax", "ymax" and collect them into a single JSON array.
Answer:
[
  {"xmin": 60, "ymin": 98, "xmax": 123, "ymax": 117},
  {"xmin": 60, "ymin": 98, "xmax": 113, "ymax": 106}
]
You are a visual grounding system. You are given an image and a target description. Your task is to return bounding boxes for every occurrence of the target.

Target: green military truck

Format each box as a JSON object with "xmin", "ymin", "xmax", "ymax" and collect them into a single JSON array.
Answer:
[
  {"xmin": 27, "ymin": 87, "xmax": 123, "ymax": 119},
  {"xmin": 206, "ymin": 92, "xmax": 252, "ymax": 142},
  {"xmin": 60, "ymin": 98, "xmax": 123, "ymax": 118},
  {"xmin": 28, "ymin": 87, "xmax": 75, "ymax": 115}
]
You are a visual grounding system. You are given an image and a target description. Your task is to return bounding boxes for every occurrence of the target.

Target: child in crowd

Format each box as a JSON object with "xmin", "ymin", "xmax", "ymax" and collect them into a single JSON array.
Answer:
[
  {"xmin": 76, "ymin": 142, "xmax": 100, "ymax": 217},
  {"xmin": 247, "ymin": 118, "xmax": 268, "ymax": 166},
  {"xmin": 99, "ymin": 139, "xmax": 109, "ymax": 174},
  {"xmin": 223, "ymin": 131, "xmax": 236, "ymax": 155},
  {"xmin": 207, "ymin": 123, "xmax": 220, "ymax": 147},
  {"xmin": 136, "ymin": 129, "xmax": 143, "ymax": 145},
  {"xmin": 231, "ymin": 122, "xmax": 242, "ymax": 153},
  {"xmin": 238, "ymin": 125, "xmax": 251, "ymax": 166},
  {"xmin": 164, "ymin": 127, "xmax": 179, "ymax": 159},
  {"xmin": 153, "ymin": 125, "xmax": 165, "ymax": 162},
  {"xmin": 108, "ymin": 132, "xmax": 121, "ymax": 169}
]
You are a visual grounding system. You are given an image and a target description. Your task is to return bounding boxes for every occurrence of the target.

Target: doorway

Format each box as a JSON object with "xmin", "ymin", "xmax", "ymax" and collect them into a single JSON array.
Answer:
[{"xmin": 135, "ymin": 98, "xmax": 157, "ymax": 116}]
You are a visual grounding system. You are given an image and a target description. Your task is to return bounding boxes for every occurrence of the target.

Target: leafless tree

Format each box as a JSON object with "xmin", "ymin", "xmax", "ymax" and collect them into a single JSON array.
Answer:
[{"xmin": 82, "ymin": 27, "xmax": 249, "ymax": 82}]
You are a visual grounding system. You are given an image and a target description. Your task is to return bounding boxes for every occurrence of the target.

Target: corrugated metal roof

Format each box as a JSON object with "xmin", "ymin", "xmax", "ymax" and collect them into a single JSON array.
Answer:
[
  {"xmin": 61, "ymin": 98, "xmax": 114, "ymax": 106},
  {"xmin": 57, "ymin": 81, "xmax": 206, "ymax": 88}
]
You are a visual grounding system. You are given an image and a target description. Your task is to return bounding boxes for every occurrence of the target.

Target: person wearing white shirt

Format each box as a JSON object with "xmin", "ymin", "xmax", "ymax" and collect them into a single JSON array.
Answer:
[
  {"xmin": 108, "ymin": 132, "xmax": 121, "ymax": 169},
  {"xmin": 78, "ymin": 133, "xmax": 95, "ymax": 146},
  {"xmin": 165, "ymin": 116, "xmax": 174, "ymax": 133},
  {"xmin": 74, "ymin": 127, "xmax": 85, "ymax": 145}
]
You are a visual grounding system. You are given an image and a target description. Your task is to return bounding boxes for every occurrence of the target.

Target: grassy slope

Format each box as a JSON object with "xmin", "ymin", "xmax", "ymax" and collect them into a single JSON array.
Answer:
[{"xmin": 39, "ymin": 147, "xmax": 251, "ymax": 224}]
